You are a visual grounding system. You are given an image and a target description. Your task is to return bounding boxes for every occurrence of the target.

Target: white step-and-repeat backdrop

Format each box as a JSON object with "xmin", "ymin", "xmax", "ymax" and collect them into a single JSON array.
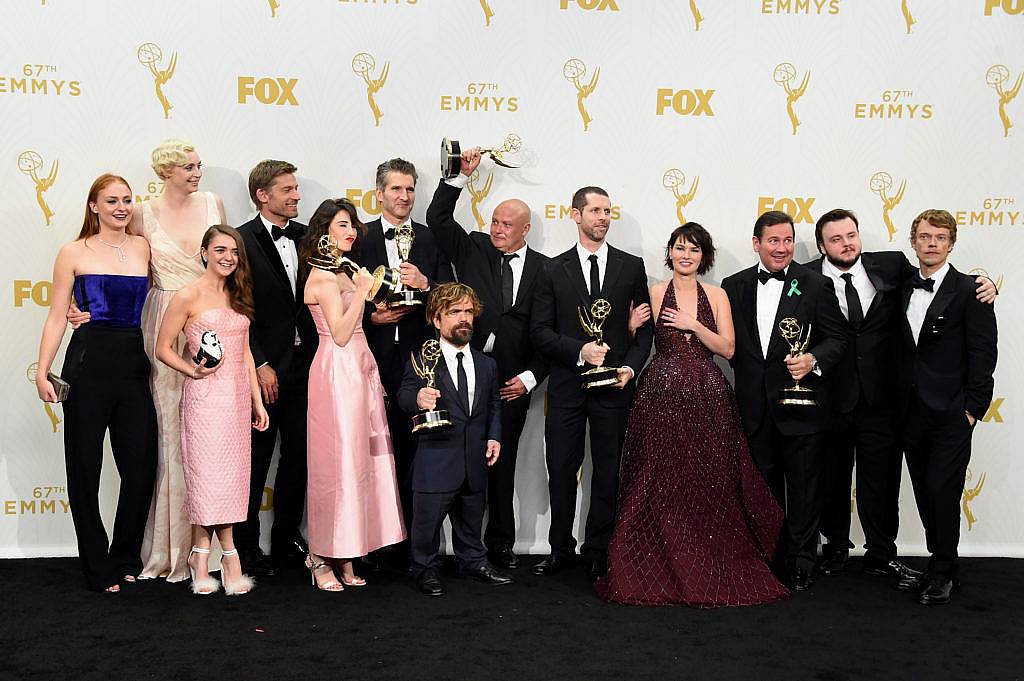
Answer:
[{"xmin": 1, "ymin": 0, "xmax": 1021, "ymax": 558}]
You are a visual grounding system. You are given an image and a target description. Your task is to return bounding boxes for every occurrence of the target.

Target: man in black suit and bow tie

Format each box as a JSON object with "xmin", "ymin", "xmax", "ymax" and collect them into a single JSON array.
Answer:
[
  {"xmin": 530, "ymin": 186, "xmax": 654, "ymax": 581},
  {"xmin": 236, "ymin": 160, "xmax": 316, "ymax": 576},
  {"xmin": 894, "ymin": 209, "xmax": 997, "ymax": 605},
  {"xmin": 806, "ymin": 209, "xmax": 996, "ymax": 581},
  {"xmin": 721, "ymin": 210, "xmax": 847, "ymax": 591},
  {"xmin": 398, "ymin": 283, "xmax": 512, "ymax": 596},
  {"xmin": 424, "ymin": 147, "xmax": 550, "ymax": 570},
  {"xmin": 357, "ymin": 158, "xmax": 454, "ymax": 553}
]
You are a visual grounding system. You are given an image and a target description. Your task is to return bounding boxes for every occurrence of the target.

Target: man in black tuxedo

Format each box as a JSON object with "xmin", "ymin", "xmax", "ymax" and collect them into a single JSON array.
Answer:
[
  {"xmin": 721, "ymin": 210, "xmax": 847, "ymax": 591},
  {"xmin": 530, "ymin": 186, "xmax": 653, "ymax": 580},
  {"xmin": 357, "ymin": 158, "xmax": 453, "ymax": 556},
  {"xmin": 894, "ymin": 209, "xmax": 997, "ymax": 605},
  {"xmin": 236, "ymin": 159, "xmax": 316, "ymax": 575},
  {"xmin": 398, "ymin": 283, "xmax": 512, "ymax": 596},
  {"xmin": 806, "ymin": 209, "xmax": 997, "ymax": 580},
  {"xmin": 424, "ymin": 147, "xmax": 550, "ymax": 570}
]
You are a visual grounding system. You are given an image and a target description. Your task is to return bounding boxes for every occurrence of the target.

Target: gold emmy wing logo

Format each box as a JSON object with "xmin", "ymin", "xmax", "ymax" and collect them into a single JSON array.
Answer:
[
  {"xmin": 869, "ymin": 171, "xmax": 906, "ymax": 242},
  {"xmin": 480, "ymin": 0, "xmax": 495, "ymax": 26},
  {"xmin": 962, "ymin": 468, "xmax": 986, "ymax": 531},
  {"xmin": 352, "ymin": 52, "xmax": 389, "ymax": 127},
  {"xmin": 18, "ymin": 150, "xmax": 58, "ymax": 226},
  {"xmin": 901, "ymin": 0, "xmax": 915, "ymax": 33},
  {"xmin": 662, "ymin": 169, "xmax": 700, "ymax": 224},
  {"xmin": 467, "ymin": 170, "xmax": 493, "ymax": 230},
  {"xmin": 563, "ymin": 58, "xmax": 599, "ymax": 132},
  {"xmin": 269, "ymin": 0, "xmax": 280, "ymax": 17},
  {"xmin": 773, "ymin": 62, "xmax": 810, "ymax": 136},
  {"xmin": 26, "ymin": 362, "xmax": 61, "ymax": 433},
  {"xmin": 986, "ymin": 64, "xmax": 1023, "ymax": 138},
  {"xmin": 690, "ymin": 0, "xmax": 703, "ymax": 30},
  {"xmin": 137, "ymin": 42, "xmax": 177, "ymax": 120},
  {"xmin": 969, "ymin": 267, "xmax": 1005, "ymax": 294}
]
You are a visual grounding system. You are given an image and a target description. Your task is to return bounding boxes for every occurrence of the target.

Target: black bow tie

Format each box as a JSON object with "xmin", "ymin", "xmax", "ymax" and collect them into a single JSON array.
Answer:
[
  {"xmin": 384, "ymin": 227, "xmax": 396, "ymax": 241},
  {"xmin": 912, "ymin": 275, "xmax": 935, "ymax": 292},
  {"xmin": 757, "ymin": 269, "xmax": 786, "ymax": 285},
  {"xmin": 271, "ymin": 222, "xmax": 303, "ymax": 242}
]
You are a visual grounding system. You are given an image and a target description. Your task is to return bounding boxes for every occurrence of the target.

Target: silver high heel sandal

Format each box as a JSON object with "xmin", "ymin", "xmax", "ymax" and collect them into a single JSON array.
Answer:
[
  {"xmin": 220, "ymin": 548, "xmax": 255, "ymax": 596},
  {"xmin": 305, "ymin": 554, "xmax": 344, "ymax": 592},
  {"xmin": 188, "ymin": 546, "xmax": 220, "ymax": 596}
]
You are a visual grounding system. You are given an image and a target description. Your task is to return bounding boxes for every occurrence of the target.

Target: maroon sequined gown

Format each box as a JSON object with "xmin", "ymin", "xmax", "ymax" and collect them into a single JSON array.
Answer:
[{"xmin": 594, "ymin": 283, "xmax": 789, "ymax": 607}]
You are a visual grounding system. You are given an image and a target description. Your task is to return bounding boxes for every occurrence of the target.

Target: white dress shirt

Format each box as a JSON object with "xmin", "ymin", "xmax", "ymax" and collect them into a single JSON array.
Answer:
[
  {"xmin": 822, "ymin": 257, "xmax": 877, "ymax": 322},
  {"xmin": 756, "ymin": 266, "xmax": 786, "ymax": 358},
  {"xmin": 379, "ymin": 214, "xmax": 408, "ymax": 271},
  {"xmin": 440, "ymin": 337, "xmax": 475, "ymax": 408},
  {"xmin": 907, "ymin": 262, "xmax": 950, "ymax": 345},
  {"xmin": 576, "ymin": 241, "xmax": 608, "ymax": 295},
  {"xmin": 260, "ymin": 214, "xmax": 301, "ymax": 347},
  {"xmin": 260, "ymin": 214, "xmax": 299, "ymax": 295}
]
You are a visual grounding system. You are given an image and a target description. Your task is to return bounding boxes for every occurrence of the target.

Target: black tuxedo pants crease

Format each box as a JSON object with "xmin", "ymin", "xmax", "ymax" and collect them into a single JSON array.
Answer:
[
  {"xmin": 484, "ymin": 393, "xmax": 531, "ymax": 550},
  {"xmin": 747, "ymin": 416, "xmax": 822, "ymax": 572},
  {"xmin": 410, "ymin": 484, "xmax": 487, "ymax": 575},
  {"xmin": 238, "ymin": 362, "xmax": 309, "ymax": 552},
  {"xmin": 545, "ymin": 398, "xmax": 628, "ymax": 558},
  {"xmin": 903, "ymin": 392, "xmax": 974, "ymax": 578},
  {"xmin": 820, "ymin": 396, "xmax": 902, "ymax": 559}
]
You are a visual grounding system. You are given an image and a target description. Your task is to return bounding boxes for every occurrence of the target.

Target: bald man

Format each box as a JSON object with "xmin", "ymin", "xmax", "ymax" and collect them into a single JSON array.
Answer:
[{"xmin": 425, "ymin": 149, "xmax": 550, "ymax": 569}]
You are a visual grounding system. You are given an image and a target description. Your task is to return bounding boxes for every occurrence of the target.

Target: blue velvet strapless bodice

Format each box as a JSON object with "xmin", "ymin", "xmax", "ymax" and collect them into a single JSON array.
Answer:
[{"xmin": 73, "ymin": 274, "xmax": 148, "ymax": 328}]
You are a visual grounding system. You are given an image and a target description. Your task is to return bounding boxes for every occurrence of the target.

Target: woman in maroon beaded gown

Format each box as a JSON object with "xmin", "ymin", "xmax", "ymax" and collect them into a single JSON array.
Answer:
[{"xmin": 594, "ymin": 223, "xmax": 789, "ymax": 607}]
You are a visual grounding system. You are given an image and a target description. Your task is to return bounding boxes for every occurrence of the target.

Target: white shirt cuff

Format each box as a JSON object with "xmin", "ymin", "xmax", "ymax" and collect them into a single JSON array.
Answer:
[
  {"xmin": 484, "ymin": 332, "xmax": 496, "ymax": 353},
  {"xmin": 518, "ymin": 371, "xmax": 537, "ymax": 393},
  {"xmin": 446, "ymin": 174, "xmax": 470, "ymax": 189}
]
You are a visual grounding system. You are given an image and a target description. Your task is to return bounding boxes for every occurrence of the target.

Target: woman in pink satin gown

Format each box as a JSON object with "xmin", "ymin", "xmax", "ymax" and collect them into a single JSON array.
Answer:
[
  {"xmin": 156, "ymin": 225, "xmax": 269, "ymax": 596},
  {"xmin": 299, "ymin": 198, "xmax": 405, "ymax": 591}
]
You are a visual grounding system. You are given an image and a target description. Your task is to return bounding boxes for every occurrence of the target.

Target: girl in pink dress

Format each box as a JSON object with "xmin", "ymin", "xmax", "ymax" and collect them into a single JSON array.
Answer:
[
  {"xmin": 299, "ymin": 199, "xmax": 406, "ymax": 591},
  {"xmin": 156, "ymin": 225, "xmax": 269, "ymax": 595}
]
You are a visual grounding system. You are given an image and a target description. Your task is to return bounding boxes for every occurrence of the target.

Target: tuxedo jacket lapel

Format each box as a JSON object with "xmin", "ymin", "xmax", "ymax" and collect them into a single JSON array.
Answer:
[
  {"xmin": 602, "ymin": 249, "xmax": 624, "ymax": 300},
  {"xmin": 437, "ymin": 358, "xmax": 466, "ymax": 417},
  {"xmin": 514, "ymin": 248, "xmax": 541, "ymax": 310},
  {"xmin": 561, "ymin": 252, "xmax": 591, "ymax": 309},
  {"xmin": 767, "ymin": 269, "xmax": 805, "ymax": 360},
  {"xmin": 471, "ymin": 352, "xmax": 487, "ymax": 416},
  {"xmin": 251, "ymin": 220, "xmax": 292, "ymax": 293},
  {"xmin": 922, "ymin": 266, "xmax": 958, "ymax": 334},
  {"xmin": 741, "ymin": 270, "xmax": 761, "ymax": 357}
]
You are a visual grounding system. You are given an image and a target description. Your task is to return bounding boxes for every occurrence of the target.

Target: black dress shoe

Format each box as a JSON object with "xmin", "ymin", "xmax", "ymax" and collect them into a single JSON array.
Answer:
[
  {"xmin": 271, "ymin": 535, "xmax": 309, "ymax": 569},
  {"xmin": 464, "ymin": 564, "xmax": 514, "ymax": 585},
  {"xmin": 918, "ymin": 575, "xmax": 954, "ymax": 605},
  {"xmin": 788, "ymin": 566, "xmax": 814, "ymax": 591},
  {"xmin": 417, "ymin": 569, "xmax": 445, "ymax": 597},
  {"xmin": 488, "ymin": 546, "xmax": 520, "ymax": 570},
  {"xmin": 531, "ymin": 554, "xmax": 576, "ymax": 576},
  {"xmin": 586, "ymin": 556, "xmax": 608, "ymax": 582},
  {"xmin": 240, "ymin": 548, "xmax": 276, "ymax": 578},
  {"xmin": 863, "ymin": 555, "xmax": 922, "ymax": 581},
  {"xmin": 818, "ymin": 548, "xmax": 849, "ymax": 576},
  {"xmin": 895, "ymin": 572, "xmax": 927, "ymax": 592}
]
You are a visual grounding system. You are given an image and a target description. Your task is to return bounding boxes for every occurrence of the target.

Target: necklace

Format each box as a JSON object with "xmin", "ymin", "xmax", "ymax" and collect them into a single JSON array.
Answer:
[{"xmin": 95, "ymin": 233, "xmax": 129, "ymax": 262}]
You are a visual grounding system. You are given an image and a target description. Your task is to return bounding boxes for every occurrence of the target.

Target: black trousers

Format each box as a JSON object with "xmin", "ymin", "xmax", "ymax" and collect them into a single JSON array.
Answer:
[
  {"xmin": 747, "ymin": 415, "xmax": 823, "ymax": 572},
  {"xmin": 903, "ymin": 393, "xmax": 974, "ymax": 579},
  {"xmin": 819, "ymin": 396, "xmax": 903, "ymax": 560},
  {"xmin": 410, "ymin": 485, "xmax": 487, "ymax": 575},
  {"xmin": 483, "ymin": 392, "xmax": 531, "ymax": 551},
  {"xmin": 545, "ymin": 398, "xmax": 628, "ymax": 559},
  {"xmin": 237, "ymin": 359, "xmax": 308, "ymax": 553},
  {"xmin": 62, "ymin": 326, "xmax": 157, "ymax": 591}
]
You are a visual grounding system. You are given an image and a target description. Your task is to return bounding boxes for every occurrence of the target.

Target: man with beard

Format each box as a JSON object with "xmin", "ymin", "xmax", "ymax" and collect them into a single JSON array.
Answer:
[
  {"xmin": 425, "ymin": 147, "xmax": 550, "ymax": 570},
  {"xmin": 530, "ymin": 186, "xmax": 654, "ymax": 581},
  {"xmin": 236, "ymin": 160, "xmax": 316, "ymax": 575},
  {"xmin": 358, "ymin": 158, "xmax": 453, "ymax": 566},
  {"xmin": 806, "ymin": 209, "xmax": 995, "ymax": 581},
  {"xmin": 398, "ymin": 283, "xmax": 512, "ymax": 596}
]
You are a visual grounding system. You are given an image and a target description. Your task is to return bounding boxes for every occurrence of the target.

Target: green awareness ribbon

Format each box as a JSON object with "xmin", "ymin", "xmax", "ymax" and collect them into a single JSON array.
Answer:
[{"xmin": 787, "ymin": 279, "xmax": 801, "ymax": 297}]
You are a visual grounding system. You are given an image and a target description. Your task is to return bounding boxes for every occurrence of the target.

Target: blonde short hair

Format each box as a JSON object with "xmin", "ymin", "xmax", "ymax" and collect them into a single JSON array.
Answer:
[{"xmin": 151, "ymin": 138, "xmax": 196, "ymax": 179}]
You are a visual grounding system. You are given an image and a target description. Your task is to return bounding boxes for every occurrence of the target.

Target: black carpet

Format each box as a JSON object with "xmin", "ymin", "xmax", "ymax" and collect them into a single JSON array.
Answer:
[{"xmin": 2, "ymin": 556, "xmax": 1022, "ymax": 680}]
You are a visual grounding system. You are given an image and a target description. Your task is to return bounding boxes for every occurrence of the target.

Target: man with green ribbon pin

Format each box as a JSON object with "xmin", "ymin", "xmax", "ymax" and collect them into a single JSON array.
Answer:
[{"xmin": 722, "ymin": 210, "xmax": 848, "ymax": 593}]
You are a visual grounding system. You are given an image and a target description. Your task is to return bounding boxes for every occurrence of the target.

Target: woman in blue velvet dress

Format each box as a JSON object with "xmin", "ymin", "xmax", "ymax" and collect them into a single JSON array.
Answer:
[{"xmin": 36, "ymin": 174, "xmax": 158, "ymax": 592}]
